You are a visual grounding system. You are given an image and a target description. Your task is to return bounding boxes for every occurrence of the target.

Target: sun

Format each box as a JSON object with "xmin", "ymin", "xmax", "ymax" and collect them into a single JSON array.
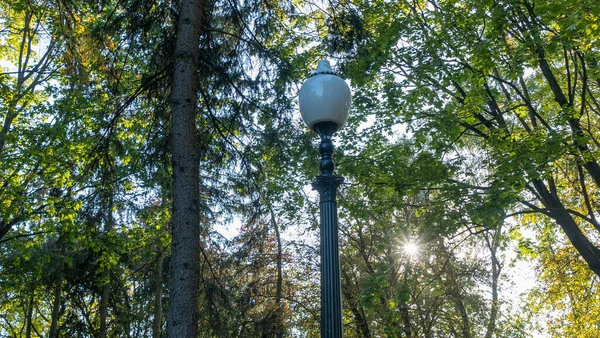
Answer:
[{"xmin": 403, "ymin": 242, "xmax": 420, "ymax": 256}]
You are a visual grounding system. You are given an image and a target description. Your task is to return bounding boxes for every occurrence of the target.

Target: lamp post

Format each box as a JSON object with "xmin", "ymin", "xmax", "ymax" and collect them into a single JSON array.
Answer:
[{"xmin": 299, "ymin": 60, "xmax": 352, "ymax": 338}]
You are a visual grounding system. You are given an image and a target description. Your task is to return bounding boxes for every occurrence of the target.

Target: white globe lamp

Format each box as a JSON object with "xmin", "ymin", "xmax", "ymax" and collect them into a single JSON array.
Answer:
[{"xmin": 299, "ymin": 60, "xmax": 352, "ymax": 132}]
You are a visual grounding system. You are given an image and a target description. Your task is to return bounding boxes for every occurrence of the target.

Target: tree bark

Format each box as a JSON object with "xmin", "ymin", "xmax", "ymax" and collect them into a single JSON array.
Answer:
[{"xmin": 167, "ymin": 0, "xmax": 205, "ymax": 337}]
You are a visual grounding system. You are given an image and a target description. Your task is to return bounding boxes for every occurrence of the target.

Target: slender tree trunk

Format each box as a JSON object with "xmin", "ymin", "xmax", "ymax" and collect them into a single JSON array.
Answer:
[
  {"xmin": 99, "ymin": 279, "xmax": 110, "ymax": 338},
  {"xmin": 153, "ymin": 253, "xmax": 164, "ymax": 338},
  {"xmin": 49, "ymin": 237, "xmax": 65, "ymax": 338},
  {"xmin": 167, "ymin": 0, "xmax": 205, "ymax": 337},
  {"xmin": 270, "ymin": 209, "xmax": 284, "ymax": 338},
  {"xmin": 401, "ymin": 267, "xmax": 412, "ymax": 338},
  {"xmin": 99, "ymin": 191, "xmax": 115, "ymax": 338},
  {"xmin": 484, "ymin": 262, "xmax": 500, "ymax": 338},
  {"xmin": 484, "ymin": 230, "xmax": 502, "ymax": 338},
  {"xmin": 25, "ymin": 292, "xmax": 34, "ymax": 338}
]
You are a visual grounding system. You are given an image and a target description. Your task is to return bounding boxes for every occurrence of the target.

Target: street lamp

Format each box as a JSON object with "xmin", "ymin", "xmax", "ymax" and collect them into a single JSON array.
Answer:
[{"xmin": 299, "ymin": 60, "xmax": 352, "ymax": 338}]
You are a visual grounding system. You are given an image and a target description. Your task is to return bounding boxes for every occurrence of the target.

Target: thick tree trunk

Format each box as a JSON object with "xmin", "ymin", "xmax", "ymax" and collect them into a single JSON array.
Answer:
[
  {"xmin": 153, "ymin": 253, "xmax": 163, "ymax": 338},
  {"xmin": 167, "ymin": 0, "xmax": 204, "ymax": 337}
]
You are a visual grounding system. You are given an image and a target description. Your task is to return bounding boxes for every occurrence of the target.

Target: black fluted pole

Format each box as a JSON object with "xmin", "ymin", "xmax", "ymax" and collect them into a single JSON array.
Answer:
[{"xmin": 312, "ymin": 121, "xmax": 343, "ymax": 338}]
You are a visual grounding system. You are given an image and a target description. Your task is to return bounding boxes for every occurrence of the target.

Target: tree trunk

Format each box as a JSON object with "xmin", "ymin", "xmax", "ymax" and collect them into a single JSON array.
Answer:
[
  {"xmin": 401, "ymin": 267, "xmax": 412, "ymax": 338},
  {"xmin": 99, "ymin": 189, "xmax": 115, "ymax": 338},
  {"xmin": 270, "ymin": 208, "xmax": 284, "ymax": 338},
  {"xmin": 167, "ymin": 0, "xmax": 205, "ymax": 337},
  {"xmin": 49, "ymin": 237, "xmax": 65, "ymax": 338},
  {"xmin": 153, "ymin": 253, "xmax": 164, "ymax": 338},
  {"xmin": 25, "ymin": 292, "xmax": 34, "ymax": 338},
  {"xmin": 99, "ymin": 279, "xmax": 110, "ymax": 338},
  {"xmin": 484, "ymin": 230, "xmax": 502, "ymax": 338}
]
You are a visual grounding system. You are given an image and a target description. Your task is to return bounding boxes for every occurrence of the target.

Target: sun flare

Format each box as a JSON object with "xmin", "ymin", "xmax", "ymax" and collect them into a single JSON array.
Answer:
[{"xmin": 403, "ymin": 242, "xmax": 420, "ymax": 256}]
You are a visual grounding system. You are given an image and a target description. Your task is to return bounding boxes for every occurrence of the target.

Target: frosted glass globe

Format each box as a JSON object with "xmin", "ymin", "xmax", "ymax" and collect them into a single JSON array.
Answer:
[{"xmin": 299, "ymin": 60, "xmax": 352, "ymax": 131}]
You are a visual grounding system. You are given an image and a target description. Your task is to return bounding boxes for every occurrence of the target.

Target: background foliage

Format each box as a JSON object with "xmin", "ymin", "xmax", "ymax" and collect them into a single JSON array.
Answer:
[{"xmin": 0, "ymin": 0, "xmax": 599, "ymax": 337}]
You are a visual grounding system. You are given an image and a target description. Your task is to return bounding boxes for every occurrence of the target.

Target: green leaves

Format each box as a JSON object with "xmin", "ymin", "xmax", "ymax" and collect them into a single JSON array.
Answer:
[
  {"xmin": 0, "ymin": 0, "xmax": 598, "ymax": 336},
  {"xmin": 322, "ymin": 0, "xmax": 600, "ymax": 335}
]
